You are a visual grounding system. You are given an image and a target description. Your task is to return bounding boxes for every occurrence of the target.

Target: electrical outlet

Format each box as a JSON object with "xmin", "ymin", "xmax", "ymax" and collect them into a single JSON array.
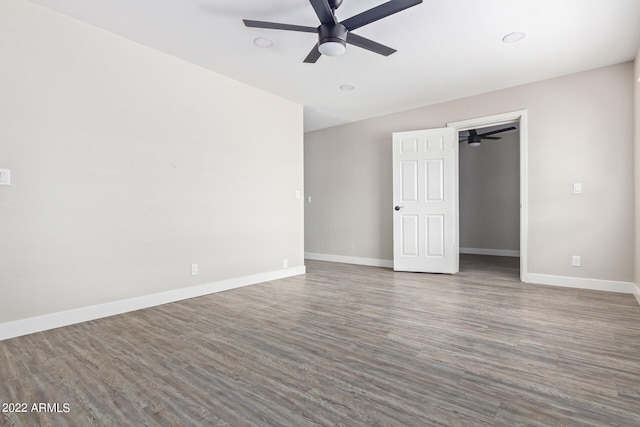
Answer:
[
  {"xmin": 190, "ymin": 264, "xmax": 198, "ymax": 275},
  {"xmin": 572, "ymin": 256, "xmax": 581, "ymax": 267},
  {"xmin": 283, "ymin": 258, "xmax": 288, "ymax": 269}
]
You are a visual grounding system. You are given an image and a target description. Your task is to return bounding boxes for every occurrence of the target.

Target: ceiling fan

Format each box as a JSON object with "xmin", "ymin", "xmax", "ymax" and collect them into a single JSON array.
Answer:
[
  {"xmin": 460, "ymin": 126, "xmax": 517, "ymax": 147},
  {"xmin": 243, "ymin": 0, "xmax": 423, "ymax": 63}
]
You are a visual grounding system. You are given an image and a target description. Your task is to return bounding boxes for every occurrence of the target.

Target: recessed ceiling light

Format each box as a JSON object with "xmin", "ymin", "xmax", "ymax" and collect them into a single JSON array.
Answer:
[
  {"xmin": 502, "ymin": 32, "xmax": 527, "ymax": 43},
  {"xmin": 340, "ymin": 84, "xmax": 356, "ymax": 91},
  {"xmin": 253, "ymin": 37, "xmax": 274, "ymax": 48}
]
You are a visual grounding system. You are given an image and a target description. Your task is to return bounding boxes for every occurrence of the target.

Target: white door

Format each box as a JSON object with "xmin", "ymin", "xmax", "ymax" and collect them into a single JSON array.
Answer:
[{"xmin": 392, "ymin": 127, "xmax": 458, "ymax": 273}]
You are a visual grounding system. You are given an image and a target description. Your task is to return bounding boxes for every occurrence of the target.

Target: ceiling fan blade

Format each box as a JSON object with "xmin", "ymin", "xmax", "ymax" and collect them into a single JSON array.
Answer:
[
  {"xmin": 243, "ymin": 20, "xmax": 317, "ymax": 33},
  {"xmin": 477, "ymin": 126, "xmax": 517, "ymax": 138},
  {"xmin": 308, "ymin": 0, "xmax": 337, "ymax": 25},
  {"xmin": 303, "ymin": 44, "xmax": 322, "ymax": 63},
  {"xmin": 479, "ymin": 136, "xmax": 501, "ymax": 140},
  {"xmin": 341, "ymin": 0, "xmax": 423, "ymax": 31},
  {"xmin": 347, "ymin": 33, "xmax": 396, "ymax": 56}
]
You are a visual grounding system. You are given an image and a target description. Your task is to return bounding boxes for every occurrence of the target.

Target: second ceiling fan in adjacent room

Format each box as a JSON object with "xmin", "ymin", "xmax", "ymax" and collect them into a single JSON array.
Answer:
[{"xmin": 460, "ymin": 126, "xmax": 517, "ymax": 147}]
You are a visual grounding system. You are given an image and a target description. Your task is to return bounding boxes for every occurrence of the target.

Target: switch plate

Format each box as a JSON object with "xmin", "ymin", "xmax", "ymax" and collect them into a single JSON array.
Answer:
[
  {"xmin": 573, "ymin": 183, "xmax": 582, "ymax": 194},
  {"xmin": 572, "ymin": 255, "xmax": 581, "ymax": 267},
  {"xmin": 0, "ymin": 169, "xmax": 10, "ymax": 185}
]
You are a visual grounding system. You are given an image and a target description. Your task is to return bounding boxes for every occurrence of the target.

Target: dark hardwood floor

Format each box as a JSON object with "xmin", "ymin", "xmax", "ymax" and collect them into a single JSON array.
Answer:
[{"xmin": 1, "ymin": 255, "xmax": 639, "ymax": 426}]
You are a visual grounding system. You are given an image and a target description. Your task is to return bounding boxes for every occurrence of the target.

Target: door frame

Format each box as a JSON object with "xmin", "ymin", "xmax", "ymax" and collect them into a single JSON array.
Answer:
[{"xmin": 447, "ymin": 110, "xmax": 528, "ymax": 282}]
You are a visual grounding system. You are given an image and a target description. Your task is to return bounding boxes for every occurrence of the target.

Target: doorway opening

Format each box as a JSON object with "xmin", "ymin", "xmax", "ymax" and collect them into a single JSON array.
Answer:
[{"xmin": 448, "ymin": 111, "xmax": 528, "ymax": 282}]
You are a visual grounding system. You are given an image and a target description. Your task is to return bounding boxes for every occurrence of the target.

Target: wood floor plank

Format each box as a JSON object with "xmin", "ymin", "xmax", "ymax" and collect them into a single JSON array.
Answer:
[{"xmin": 1, "ymin": 255, "xmax": 639, "ymax": 426}]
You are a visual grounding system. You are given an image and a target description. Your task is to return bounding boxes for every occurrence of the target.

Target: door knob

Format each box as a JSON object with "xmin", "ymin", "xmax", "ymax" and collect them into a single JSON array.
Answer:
[{"xmin": 394, "ymin": 205, "xmax": 403, "ymax": 211}]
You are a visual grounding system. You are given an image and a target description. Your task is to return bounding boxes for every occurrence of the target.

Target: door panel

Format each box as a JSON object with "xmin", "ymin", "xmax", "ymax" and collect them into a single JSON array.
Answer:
[
  {"xmin": 401, "ymin": 215, "xmax": 419, "ymax": 256},
  {"xmin": 392, "ymin": 128, "xmax": 458, "ymax": 273},
  {"xmin": 426, "ymin": 214, "xmax": 444, "ymax": 257},
  {"xmin": 401, "ymin": 161, "xmax": 418, "ymax": 201},
  {"xmin": 426, "ymin": 159, "xmax": 444, "ymax": 201}
]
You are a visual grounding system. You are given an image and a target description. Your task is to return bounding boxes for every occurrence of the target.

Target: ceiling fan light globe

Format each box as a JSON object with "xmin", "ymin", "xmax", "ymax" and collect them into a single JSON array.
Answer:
[
  {"xmin": 468, "ymin": 141, "xmax": 481, "ymax": 147},
  {"xmin": 319, "ymin": 41, "xmax": 346, "ymax": 56}
]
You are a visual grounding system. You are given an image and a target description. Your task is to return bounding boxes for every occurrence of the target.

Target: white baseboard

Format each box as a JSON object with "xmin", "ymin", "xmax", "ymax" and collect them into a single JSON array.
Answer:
[
  {"xmin": 633, "ymin": 283, "xmax": 640, "ymax": 306},
  {"xmin": 305, "ymin": 252, "xmax": 393, "ymax": 268},
  {"xmin": 0, "ymin": 266, "xmax": 306, "ymax": 341},
  {"xmin": 460, "ymin": 247, "xmax": 520, "ymax": 257},
  {"xmin": 526, "ymin": 273, "xmax": 636, "ymax": 295},
  {"xmin": 306, "ymin": 249, "xmax": 519, "ymax": 267}
]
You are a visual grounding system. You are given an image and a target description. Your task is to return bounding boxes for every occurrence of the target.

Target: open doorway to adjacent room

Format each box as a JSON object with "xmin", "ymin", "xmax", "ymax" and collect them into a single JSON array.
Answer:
[{"xmin": 448, "ymin": 111, "xmax": 528, "ymax": 282}]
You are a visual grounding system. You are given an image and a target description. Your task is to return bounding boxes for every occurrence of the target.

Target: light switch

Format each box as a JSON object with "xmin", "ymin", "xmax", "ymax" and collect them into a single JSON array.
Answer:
[
  {"xmin": 573, "ymin": 183, "xmax": 582, "ymax": 194},
  {"xmin": 0, "ymin": 169, "xmax": 10, "ymax": 186}
]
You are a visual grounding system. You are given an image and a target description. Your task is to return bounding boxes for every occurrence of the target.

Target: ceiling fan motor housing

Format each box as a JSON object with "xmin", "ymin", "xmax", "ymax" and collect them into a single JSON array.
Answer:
[{"xmin": 319, "ymin": 23, "xmax": 348, "ymax": 51}]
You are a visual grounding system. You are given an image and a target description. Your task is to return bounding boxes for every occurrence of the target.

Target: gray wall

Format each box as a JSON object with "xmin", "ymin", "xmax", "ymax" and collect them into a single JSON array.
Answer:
[
  {"xmin": 305, "ymin": 62, "xmax": 634, "ymax": 284},
  {"xmin": 635, "ymin": 50, "xmax": 640, "ymax": 297},
  {"xmin": 459, "ymin": 130, "xmax": 519, "ymax": 253},
  {"xmin": 0, "ymin": 0, "xmax": 304, "ymax": 323}
]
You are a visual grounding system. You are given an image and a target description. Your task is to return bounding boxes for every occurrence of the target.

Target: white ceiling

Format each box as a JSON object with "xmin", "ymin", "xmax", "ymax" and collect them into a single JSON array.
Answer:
[{"xmin": 27, "ymin": 0, "xmax": 640, "ymax": 132}]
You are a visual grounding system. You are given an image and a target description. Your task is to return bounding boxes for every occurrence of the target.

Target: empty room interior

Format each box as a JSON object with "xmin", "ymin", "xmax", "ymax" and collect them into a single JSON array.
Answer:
[{"xmin": 1, "ymin": 0, "xmax": 640, "ymax": 425}]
